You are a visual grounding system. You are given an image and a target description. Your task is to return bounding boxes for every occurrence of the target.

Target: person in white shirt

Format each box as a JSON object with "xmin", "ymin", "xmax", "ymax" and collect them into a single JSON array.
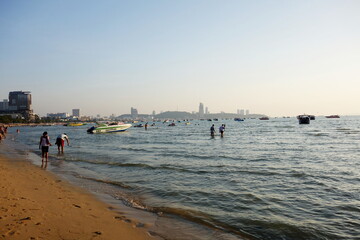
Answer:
[{"xmin": 55, "ymin": 133, "xmax": 70, "ymax": 153}]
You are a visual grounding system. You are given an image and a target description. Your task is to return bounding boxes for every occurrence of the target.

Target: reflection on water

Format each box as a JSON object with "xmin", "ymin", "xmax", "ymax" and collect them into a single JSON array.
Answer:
[{"xmin": 4, "ymin": 116, "xmax": 360, "ymax": 240}]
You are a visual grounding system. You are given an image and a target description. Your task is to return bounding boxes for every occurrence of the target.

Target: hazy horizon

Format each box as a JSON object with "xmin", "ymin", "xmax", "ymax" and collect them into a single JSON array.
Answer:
[{"xmin": 1, "ymin": 0, "xmax": 359, "ymax": 117}]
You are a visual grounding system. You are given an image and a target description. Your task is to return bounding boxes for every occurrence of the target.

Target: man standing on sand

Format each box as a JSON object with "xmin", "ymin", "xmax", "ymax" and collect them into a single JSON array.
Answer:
[
  {"xmin": 39, "ymin": 131, "xmax": 51, "ymax": 161},
  {"xmin": 55, "ymin": 133, "xmax": 70, "ymax": 153}
]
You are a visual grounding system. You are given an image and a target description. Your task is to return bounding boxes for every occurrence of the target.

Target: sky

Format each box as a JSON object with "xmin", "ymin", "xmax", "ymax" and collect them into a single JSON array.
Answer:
[{"xmin": 0, "ymin": 0, "xmax": 359, "ymax": 117}]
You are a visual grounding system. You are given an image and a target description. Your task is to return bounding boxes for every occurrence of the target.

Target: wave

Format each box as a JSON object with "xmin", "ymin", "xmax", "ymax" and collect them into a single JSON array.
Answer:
[{"xmin": 77, "ymin": 175, "xmax": 133, "ymax": 189}]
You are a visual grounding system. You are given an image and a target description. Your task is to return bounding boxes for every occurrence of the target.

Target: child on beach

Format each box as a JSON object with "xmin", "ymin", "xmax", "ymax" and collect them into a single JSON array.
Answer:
[{"xmin": 39, "ymin": 132, "xmax": 52, "ymax": 161}]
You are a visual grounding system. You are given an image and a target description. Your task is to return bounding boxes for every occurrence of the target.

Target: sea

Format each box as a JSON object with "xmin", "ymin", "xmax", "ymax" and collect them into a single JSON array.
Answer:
[{"xmin": 1, "ymin": 116, "xmax": 360, "ymax": 240}]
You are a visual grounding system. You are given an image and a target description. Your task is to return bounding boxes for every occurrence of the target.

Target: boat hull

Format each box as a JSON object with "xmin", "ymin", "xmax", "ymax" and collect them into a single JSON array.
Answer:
[{"xmin": 87, "ymin": 124, "xmax": 132, "ymax": 133}]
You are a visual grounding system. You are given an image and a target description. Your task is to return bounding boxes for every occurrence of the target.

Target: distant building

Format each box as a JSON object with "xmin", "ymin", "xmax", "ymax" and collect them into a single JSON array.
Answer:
[
  {"xmin": 0, "ymin": 91, "xmax": 33, "ymax": 119},
  {"xmin": 0, "ymin": 99, "xmax": 9, "ymax": 111},
  {"xmin": 131, "ymin": 107, "xmax": 138, "ymax": 118},
  {"xmin": 245, "ymin": 109, "xmax": 249, "ymax": 115},
  {"xmin": 199, "ymin": 103, "xmax": 204, "ymax": 117},
  {"xmin": 152, "ymin": 110, "xmax": 156, "ymax": 116},
  {"xmin": 8, "ymin": 91, "xmax": 32, "ymax": 112},
  {"xmin": 240, "ymin": 109, "xmax": 245, "ymax": 115},
  {"xmin": 205, "ymin": 107, "xmax": 209, "ymax": 115},
  {"xmin": 72, "ymin": 109, "xmax": 80, "ymax": 117},
  {"xmin": 47, "ymin": 113, "xmax": 69, "ymax": 119}
]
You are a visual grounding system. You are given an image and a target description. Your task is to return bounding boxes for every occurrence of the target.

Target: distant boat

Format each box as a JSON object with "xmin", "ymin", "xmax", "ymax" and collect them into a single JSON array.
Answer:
[
  {"xmin": 259, "ymin": 117, "xmax": 269, "ymax": 120},
  {"xmin": 298, "ymin": 115, "xmax": 310, "ymax": 124},
  {"xmin": 64, "ymin": 123, "xmax": 86, "ymax": 127},
  {"xmin": 297, "ymin": 114, "xmax": 315, "ymax": 121},
  {"xmin": 325, "ymin": 115, "xmax": 340, "ymax": 118},
  {"xmin": 234, "ymin": 118, "xmax": 244, "ymax": 121},
  {"xmin": 168, "ymin": 123, "xmax": 176, "ymax": 126},
  {"xmin": 87, "ymin": 122, "xmax": 132, "ymax": 133}
]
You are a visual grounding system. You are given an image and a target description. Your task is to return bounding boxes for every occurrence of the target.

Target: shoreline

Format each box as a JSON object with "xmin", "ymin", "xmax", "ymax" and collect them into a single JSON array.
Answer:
[
  {"xmin": 2, "ymin": 126, "xmax": 248, "ymax": 240},
  {"xmin": 0, "ymin": 152, "xmax": 155, "ymax": 240}
]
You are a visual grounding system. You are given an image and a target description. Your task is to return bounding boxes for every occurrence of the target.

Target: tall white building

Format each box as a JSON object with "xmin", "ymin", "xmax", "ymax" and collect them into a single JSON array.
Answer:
[{"xmin": 245, "ymin": 109, "xmax": 249, "ymax": 115}]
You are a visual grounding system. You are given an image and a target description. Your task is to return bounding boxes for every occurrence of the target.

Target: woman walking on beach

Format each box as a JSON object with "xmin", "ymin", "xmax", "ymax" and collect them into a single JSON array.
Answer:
[{"xmin": 39, "ymin": 131, "xmax": 52, "ymax": 161}]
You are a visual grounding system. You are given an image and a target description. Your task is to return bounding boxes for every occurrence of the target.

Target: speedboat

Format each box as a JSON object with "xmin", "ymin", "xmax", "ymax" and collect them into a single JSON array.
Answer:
[
  {"xmin": 234, "ymin": 118, "xmax": 244, "ymax": 121},
  {"xmin": 259, "ymin": 117, "xmax": 269, "ymax": 120},
  {"xmin": 87, "ymin": 122, "xmax": 132, "ymax": 133},
  {"xmin": 66, "ymin": 123, "xmax": 86, "ymax": 127},
  {"xmin": 325, "ymin": 115, "xmax": 340, "ymax": 118}
]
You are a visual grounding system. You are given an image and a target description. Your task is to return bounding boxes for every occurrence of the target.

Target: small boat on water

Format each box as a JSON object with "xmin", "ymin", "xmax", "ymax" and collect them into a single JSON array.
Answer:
[
  {"xmin": 325, "ymin": 115, "xmax": 340, "ymax": 118},
  {"xmin": 298, "ymin": 115, "xmax": 310, "ymax": 124},
  {"xmin": 259, "ymin": 117, "xmax": 269, "ymax": 120},
  {"xmin": 297, "ymin": 114, "xmax": 315, "ymax": 121},
  {"xmin": 87, "ymin": 122, "xmax": 132, "ymax": 133},
  {"xmin": 65, "ymin": 123, "xmax": 86, "ymax": 127},
  {"xmin": 234, "ymin": 118, "xmax": 244, "ymax": 121}
]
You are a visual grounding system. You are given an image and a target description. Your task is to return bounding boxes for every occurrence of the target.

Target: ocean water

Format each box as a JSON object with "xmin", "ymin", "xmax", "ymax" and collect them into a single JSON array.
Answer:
[{"xmin": 2, "ymin": 116, "xmax": 360, "ymax": 240}]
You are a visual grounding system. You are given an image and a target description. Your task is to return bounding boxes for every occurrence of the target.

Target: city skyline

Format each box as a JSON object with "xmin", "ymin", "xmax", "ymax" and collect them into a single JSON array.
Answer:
[{"xmin": 1, "ymin": 1, "xmax": 359, "ymax": 117}]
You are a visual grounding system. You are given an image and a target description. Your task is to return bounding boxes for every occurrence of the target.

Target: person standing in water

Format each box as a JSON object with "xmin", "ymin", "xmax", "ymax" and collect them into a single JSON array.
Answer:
[
  {"xmin": 210, "ymin": 124, "xmax": 215, "ymax": 137},
  {"xmin": 39, "ymin": 131, "xmax": 51, "ymax": 161},
  {"xmin": 219, "ymin": 124, "xmax": 225, "ymax": 137},
  {"xmin": 55, "ymin": 133, "xmax": 70, "ymax": 153}
]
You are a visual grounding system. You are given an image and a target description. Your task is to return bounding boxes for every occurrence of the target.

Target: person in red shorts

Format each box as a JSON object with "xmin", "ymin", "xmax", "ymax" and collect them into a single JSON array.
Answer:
[{"xmin": 55, "ymin": 133, "xmax": 70, "ymax": 153}]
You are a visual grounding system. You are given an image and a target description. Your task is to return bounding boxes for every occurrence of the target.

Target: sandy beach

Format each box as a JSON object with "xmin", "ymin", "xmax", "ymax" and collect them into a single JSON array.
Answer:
[{"xmin": 0, "ymin": 154, "xmax": 154, "ymax": 240}]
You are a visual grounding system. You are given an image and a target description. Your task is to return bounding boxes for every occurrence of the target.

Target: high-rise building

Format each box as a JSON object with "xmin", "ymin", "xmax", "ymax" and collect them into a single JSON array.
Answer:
[
  {"xmin": 72, "ymin": 109, "xmax": 80, "ymax": 117},
  {"xmin": 0, "ymin": 99, "xmax": 9, "ymax": 111},
  {"xmin": 152, "ymin": 110, "xmax": 156, "ymax": 116},
  {"xmin": 131, "ymin": 107, "xmax": 138, "ymax": 118},
  {"xmin": 4, "ymin": 91, "xmax": 33, "ymax": 119},
  {"xmin": 8, "ymin": 91, "xmax": 32, "ymax": 112},
  {"xmin": 245, "ymin": 109, "xmax": 249, "ymax": 115},
  {"xmin": 199, "ymin": 103, "xmax": 204, "ymax": 117},
  {"xmin": 240, "ymin": 109, "xmax": 245, "ymax": 115},
  {"xmin": 205, "ymin": 107, "xmax": 209, "ymax": 115}
]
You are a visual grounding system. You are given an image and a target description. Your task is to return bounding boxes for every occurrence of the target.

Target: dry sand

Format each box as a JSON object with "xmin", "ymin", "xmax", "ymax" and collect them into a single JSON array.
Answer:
[{"xmin": 0, "ymin": 154, "xmax": 155, "ymax": 240}]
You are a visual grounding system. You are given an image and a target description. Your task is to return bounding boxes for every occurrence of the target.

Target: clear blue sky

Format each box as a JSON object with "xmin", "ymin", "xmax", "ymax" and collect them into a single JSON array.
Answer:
[{"xmin": 1, "ymin": 0, "xmax": 359, "ymax": 117}]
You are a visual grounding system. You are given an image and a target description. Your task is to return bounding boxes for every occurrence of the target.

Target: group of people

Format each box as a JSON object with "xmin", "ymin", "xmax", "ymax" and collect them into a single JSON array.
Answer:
[
  {"xmin": 210, "ymin": 124, "xmax": 226, "ymax": 137},
  {"xmin": 39, "ymin": 132, "xmax": 70, "ymax": 161}
]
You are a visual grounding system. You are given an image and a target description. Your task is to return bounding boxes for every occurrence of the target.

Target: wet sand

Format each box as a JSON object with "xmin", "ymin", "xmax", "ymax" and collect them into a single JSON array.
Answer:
[{"xmin": 0, "ymin": 154, "xmax": 154, "ymax": 240}]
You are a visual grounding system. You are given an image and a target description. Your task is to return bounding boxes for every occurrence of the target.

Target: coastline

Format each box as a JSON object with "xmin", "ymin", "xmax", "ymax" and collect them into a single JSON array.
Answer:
[{"xmin": 0, "ymin": 152, "xmax": 155, "ymax": 240}]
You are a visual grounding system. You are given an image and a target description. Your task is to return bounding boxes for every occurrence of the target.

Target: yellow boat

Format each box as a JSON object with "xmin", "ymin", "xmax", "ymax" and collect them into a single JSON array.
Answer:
[{"xmin": 67, "ymin": 123, "xmax": 85, "ymax": 127}]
